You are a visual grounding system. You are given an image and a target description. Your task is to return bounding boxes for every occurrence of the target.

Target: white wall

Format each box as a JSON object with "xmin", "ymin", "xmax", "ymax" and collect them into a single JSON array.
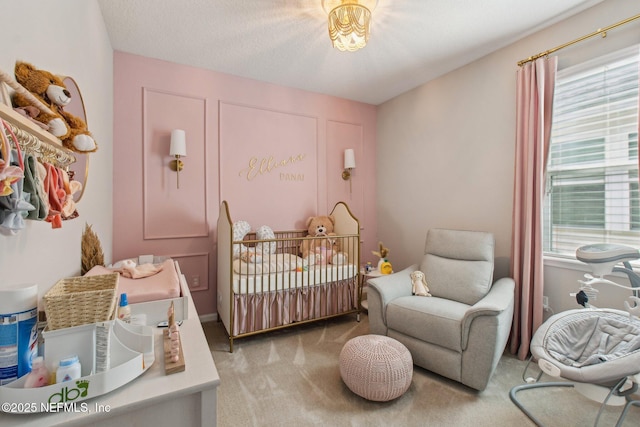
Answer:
[
  {"xmin": 0, "ymin": 0, "xmax": 113, "ymax": 303},
  {"xmin": 377, "ymin": 0, "xmax": 640, "ymax": 313}
]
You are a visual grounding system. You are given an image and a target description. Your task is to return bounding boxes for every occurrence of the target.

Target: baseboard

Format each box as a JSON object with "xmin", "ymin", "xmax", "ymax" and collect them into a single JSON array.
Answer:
[{"xmin": 199, "ymin": 313, "xmax": 218, "ymax": 323}]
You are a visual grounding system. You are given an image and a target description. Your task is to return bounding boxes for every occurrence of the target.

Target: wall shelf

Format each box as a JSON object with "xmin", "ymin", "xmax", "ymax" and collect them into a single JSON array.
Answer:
[{"xmin": 0, "ymin": 98, "xmax": 76, "ymax": 168}]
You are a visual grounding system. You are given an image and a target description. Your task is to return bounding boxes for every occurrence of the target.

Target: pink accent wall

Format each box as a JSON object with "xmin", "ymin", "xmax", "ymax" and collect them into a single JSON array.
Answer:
[
  {"xmin": 219, "ymin": 102, "xmax": 319, "ymax": 229},
  {"xmin": 113, "ymin": 52, "xmax": 377, "ymax": 316}
]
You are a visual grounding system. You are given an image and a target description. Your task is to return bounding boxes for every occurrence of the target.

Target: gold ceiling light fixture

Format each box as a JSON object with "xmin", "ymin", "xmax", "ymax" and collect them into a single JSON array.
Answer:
[{"xmin": 322, "ymin": 0, "xmax": 378, "ymax": 52}]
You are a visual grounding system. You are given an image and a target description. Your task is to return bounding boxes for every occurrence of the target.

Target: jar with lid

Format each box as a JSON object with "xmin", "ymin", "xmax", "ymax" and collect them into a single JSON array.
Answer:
[{"xmin": 56, "ymin": 355, "xmax": 81, "ymax": 383}]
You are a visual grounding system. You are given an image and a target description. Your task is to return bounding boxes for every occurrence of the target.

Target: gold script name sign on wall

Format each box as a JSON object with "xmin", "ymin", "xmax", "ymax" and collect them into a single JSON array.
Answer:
[
  {"xmin": 239, "ymin": 153, "xmax": 306, "ymax": 182},
  {"xmin": 219, "ymin": 101, "xmax": 318, "ymax": 229}
]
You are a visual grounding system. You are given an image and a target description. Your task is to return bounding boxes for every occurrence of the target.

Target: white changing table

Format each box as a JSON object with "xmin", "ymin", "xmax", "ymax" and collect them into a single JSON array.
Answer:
[{"xmin": 0, "ymin": 265, "xmax": 220, "ymax": 427}]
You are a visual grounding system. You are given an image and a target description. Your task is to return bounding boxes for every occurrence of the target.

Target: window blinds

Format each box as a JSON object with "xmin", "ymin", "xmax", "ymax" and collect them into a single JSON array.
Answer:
[{"xmin": 544, "ymin": 45, "xmax": 640, "ymax": 258}]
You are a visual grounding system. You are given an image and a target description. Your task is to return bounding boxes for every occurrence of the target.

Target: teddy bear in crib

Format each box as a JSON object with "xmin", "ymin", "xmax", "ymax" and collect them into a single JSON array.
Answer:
[
  {"xmin": 410, "ymin": 270, "xmax": 431, "ymax": 297},
  {"xmin": 300, "ymin": 215, "xmax": 347, "ymax": 266}
]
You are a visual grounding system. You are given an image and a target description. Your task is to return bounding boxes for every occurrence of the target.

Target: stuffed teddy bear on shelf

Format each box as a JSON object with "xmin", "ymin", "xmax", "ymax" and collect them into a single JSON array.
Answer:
[
  {"xmin": 300, "ymin": 215, "xmax": 347, "ymax": 266},
  {"xmin": 12, "ymin": 61, "xmax": 97, "ymax": 153}
]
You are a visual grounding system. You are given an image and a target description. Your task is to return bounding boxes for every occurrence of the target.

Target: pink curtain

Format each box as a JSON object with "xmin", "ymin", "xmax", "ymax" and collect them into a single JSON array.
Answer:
[{"xmin": 510, "ymin": 56, "xmax": 557, "ymax": 360}]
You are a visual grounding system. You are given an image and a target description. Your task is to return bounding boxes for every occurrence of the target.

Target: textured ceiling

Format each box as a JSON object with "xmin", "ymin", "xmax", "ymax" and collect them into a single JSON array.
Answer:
[{"xmin": 97, "ymin": 0, "xmax": 603, "ymax": 105}]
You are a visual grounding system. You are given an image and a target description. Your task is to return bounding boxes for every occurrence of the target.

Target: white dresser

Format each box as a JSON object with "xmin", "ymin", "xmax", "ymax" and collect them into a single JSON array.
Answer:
[{"xmin": 0, "ymin": 266, "xmax": 220, "ymax": 427}]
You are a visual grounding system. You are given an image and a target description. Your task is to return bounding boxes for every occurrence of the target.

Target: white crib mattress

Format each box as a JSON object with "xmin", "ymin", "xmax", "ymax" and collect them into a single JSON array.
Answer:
[
  {"xmin": 233, "ymin": 253, "xmax": 304, "ymax": 275},
  {"xmin": 233, "ymin": 264, "xmax": 357, "ymax": 294}
]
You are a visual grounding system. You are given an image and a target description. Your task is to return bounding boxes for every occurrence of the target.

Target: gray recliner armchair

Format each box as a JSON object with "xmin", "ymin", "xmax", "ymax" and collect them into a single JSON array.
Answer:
[{"xmin": 367, "ymin": 228, "xmax": 515, "ymax": 391}]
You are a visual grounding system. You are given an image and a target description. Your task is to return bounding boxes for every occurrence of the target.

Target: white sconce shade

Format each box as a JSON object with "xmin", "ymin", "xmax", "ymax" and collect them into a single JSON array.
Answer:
[
  {"xmin": 344, "ymin": 148, "xmax": 356, "ymax": 169},
  {"xmin": 170, "ymin": 129, "xmax": 187, "ymax": 157}
]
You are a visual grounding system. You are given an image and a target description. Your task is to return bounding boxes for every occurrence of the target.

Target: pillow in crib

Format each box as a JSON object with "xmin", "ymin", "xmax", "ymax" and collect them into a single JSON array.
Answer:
[
  {"xmin": 254, "ymin": 225, "xmax": 276, "ymax": 255},
  {"xmin": 232, "ymin": 220, "xmax": 252, "ymax": 258},
  {"xmin": 233, "ymin": 253, "xmax": 304, "ymax": 275}
]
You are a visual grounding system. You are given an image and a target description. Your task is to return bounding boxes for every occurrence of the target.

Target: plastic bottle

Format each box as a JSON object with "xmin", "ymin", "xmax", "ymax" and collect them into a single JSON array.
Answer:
[
  {"xmin": 23, "ymin": 356, "xmax": 49, "ymax": 388},
  {"xmin": 56, "ymin": 355, "xmax": 81, "ymax": 383},
  {"xmin": 117, "ymin": 293, "xmax": 131, "ymax": 323}
]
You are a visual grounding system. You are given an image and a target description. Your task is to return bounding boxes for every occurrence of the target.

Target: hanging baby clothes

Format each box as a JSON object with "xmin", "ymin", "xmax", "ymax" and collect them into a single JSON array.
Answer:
[
  {"xmin": 0, "ymin": 124, "xmax": 34, "ymax": 235},
  {"xmin": 62, "ymin": 180, "xmax": 81, "ymax": 219},
  {"xmin": 43, "ymin": 163, "xmax": 64, "ymax": 229},
  {"xmin": 0, "ymin": 117, "xmax": 81, "ymax": 231},
  {"xmin": 59, "ymin": 167, "xmax": 80, "ymax": 220},
  {"xmin": 22, "ymin": 153, "xmax": 48, "ymax": 220},
  {"xmin": 35, "ymin": 160, "xmax": 50, "ymax": 218},
  {"xmin": 0, "ymin": 120, "xmax": 23, "ymax": 196},
  {"xmin": 0, "ymin": 165, "xmax": 36, "ymax": 235}
]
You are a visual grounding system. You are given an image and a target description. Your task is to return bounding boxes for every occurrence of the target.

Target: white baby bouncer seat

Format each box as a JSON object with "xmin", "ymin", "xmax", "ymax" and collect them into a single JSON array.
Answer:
[{"xmin": 510, "ymin": 244, "xmax": 640, "ymax": 426}]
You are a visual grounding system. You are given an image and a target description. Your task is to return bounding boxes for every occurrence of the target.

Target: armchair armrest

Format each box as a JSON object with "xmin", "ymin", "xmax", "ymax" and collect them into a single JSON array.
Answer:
[
  {"xmin": 368, "ymin": 264, "xmax": 415, "ymax": 305},
  {"xmin": 367, "ymin": 265, "xmax": 416, "ymax": 333},
  {"xmin": 461, "ymin": 277, "xmax": 515, "ymax": 349}
]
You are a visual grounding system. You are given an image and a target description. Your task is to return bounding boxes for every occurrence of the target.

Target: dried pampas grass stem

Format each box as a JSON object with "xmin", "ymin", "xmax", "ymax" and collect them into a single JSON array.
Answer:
[{"xmin": 81, "ymin": 222, "xmax": 104, "ymax": 275}]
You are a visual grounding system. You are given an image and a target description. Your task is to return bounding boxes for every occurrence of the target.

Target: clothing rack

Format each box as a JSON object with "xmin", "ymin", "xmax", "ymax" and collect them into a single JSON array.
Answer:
[{"xmin": 0, "ymin": 92, "xmax": 76, "ymax": 168}]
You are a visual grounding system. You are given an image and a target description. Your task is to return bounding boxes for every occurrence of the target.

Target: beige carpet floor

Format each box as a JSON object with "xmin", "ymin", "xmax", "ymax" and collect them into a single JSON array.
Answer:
[{"xmin": 203, "ymin": 313, "xmax": 640, "ymax": 427}]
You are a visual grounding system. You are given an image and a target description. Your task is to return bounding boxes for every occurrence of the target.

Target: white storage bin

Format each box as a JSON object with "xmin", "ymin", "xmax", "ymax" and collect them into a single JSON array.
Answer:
[
  {"xmin": 42, "ymin": 322, "xmax": 97, "ymax": 376},
  {"xmin": 0, "ymin": 320, "xmax": 154, "ymax": 413}
]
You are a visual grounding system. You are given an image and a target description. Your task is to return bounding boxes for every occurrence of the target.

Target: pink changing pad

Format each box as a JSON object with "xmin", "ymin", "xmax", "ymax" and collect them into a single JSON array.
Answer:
[{"xmin": 85, "ymin": 259, "xmax": 180, "ymax": 304}]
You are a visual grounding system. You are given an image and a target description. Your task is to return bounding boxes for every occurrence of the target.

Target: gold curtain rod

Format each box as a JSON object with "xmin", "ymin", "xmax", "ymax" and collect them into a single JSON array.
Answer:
[{"xmin": 518, "ymin": 13, "xmax": 640, "ymax": 66}]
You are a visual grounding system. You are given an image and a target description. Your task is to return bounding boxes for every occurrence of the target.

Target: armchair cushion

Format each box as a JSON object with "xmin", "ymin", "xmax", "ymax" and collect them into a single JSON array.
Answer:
[
  {"xmin": 420, "ymin": 229, "xmax": 495, "ymax": 306},
  {"xmin": 386, "ymin": 296, "xmax": 469, "ymax": 352}
]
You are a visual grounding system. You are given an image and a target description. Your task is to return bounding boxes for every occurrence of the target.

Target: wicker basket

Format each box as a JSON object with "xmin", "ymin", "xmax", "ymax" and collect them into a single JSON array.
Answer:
[{"xmin": 44, "ymin": 273, "xmax": 119, "ymax": 330}]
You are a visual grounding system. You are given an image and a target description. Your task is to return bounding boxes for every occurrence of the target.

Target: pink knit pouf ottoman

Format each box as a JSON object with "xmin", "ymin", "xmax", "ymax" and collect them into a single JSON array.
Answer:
[{"xmin": 339, "ymin": 334, "xmax": 413, "ymax": 401}]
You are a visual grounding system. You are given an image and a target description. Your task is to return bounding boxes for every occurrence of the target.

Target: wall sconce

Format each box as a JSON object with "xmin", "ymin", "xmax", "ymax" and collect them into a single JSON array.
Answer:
[
  {"xmin": 169, "ymin": 129, "xmax": 187, "ymax": 189},
  {"xmin": 342, "ymin": 148, "xmax": 356, "ymax": 194}
]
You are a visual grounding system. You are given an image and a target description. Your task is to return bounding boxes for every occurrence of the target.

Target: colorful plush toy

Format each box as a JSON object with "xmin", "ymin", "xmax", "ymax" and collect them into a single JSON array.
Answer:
[
  {"xmin": 372, "ymin": 241, "xmax": 391, "ymax": 272},
  {"xmin": 372, "ymin": 241, "xmax": 390, "ymax": 260},
  {"xmin": 12, "ymin": 61, "xmax": 97, "ymax": 153},
  {"xmin": 300, "ymin": 215, "xmax": 347, "ymax": 265}
]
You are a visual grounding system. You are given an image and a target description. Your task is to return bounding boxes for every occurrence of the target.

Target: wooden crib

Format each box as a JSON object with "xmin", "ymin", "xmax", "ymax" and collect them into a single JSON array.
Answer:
[{"xmin": 217, "ymin": 201, "xmax": 361, "ymax": 352}]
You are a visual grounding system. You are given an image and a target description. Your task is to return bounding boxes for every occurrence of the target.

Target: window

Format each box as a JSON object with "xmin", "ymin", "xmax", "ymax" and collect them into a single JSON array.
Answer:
[{"xmin": 543, "ymin": 45, "xmax": 640, "ymax": 258}]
